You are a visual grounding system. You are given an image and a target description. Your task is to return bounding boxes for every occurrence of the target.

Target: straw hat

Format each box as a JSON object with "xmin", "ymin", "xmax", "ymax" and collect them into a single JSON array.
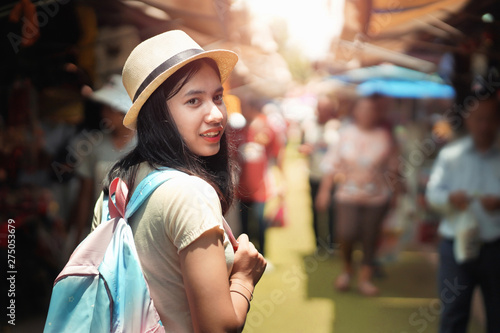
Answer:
[
  {"xmin": 122, "ymin": 30, "xmax": 239, "ymax": 129},
  {"xmin": 90, "ymin": 74, "xmax": 132, "ymax": 114}
]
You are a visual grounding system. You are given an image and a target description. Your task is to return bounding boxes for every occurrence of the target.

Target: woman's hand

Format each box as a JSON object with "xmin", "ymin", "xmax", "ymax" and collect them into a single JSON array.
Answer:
[
  {"xmin": 315, "ymin": 189, "xmax": 331, "ymax": 212},
  {"xmin": 315, "ymin": 173, "xmax": 334, "ymax": 212},
  {"xmin": 230, "ymin": 234, "xmax": 266, "ymax": 287}
]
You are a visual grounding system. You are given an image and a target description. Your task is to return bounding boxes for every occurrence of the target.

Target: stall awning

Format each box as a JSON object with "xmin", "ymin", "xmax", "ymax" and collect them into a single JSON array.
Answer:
[{"xmin": 330, "ymin": 64, "xmax": 455, "ymax": 99}]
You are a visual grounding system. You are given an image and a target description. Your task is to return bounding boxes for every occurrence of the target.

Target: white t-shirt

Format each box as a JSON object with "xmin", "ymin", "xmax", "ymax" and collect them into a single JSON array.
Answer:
[
  {"xmin": 74, "ymin": 132, "xmax": 136, "ymax": 201},
  {"xmin": 92, "ymin": 163, "xmax": 235, "ymax": 332}
]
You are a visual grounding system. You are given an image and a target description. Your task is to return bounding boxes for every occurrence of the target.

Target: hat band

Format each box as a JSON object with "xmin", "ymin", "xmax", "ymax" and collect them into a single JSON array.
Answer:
[{"xmin": 133, "ymin": 48, "xmax": 204, "ymax": 102}]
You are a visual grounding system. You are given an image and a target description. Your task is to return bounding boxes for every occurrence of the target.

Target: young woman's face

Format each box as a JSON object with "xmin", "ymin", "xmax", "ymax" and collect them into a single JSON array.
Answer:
[{"xmin": 167, "ymin": 63, "xmax": 227, "ymax": 157}]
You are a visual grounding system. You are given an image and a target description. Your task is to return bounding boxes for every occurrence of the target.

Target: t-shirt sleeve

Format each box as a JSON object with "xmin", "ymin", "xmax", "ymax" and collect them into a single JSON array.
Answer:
[
  {"xmin": 425, "ymin": 147, "xmax": 453, "ymax": 215},
  {"xmin": 91, "ymin": 191, "xmax": 104, "ymax": 232},
  {"xmin": 157, "ymin": 175, "xmax": 225, "ymax": 253}
]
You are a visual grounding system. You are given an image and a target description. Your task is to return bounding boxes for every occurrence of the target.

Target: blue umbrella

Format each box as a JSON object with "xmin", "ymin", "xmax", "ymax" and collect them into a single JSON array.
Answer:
[
  {"xmin": 329, "ymin": 64, "xmax": 455, "ymax": 99},
  {"xmin": 332, "ymin": 64, "xmax": 445, "ymax": 84},
  {"xmin": 357, "ymin": 79, "xmax": 455, "ymax": 99}
]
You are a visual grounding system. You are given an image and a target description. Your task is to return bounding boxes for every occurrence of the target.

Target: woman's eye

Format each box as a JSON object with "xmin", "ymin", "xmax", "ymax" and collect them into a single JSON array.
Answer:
[
  {"xmin": 214, "ymin": 94, "xmax": 223, "ymax": 104},
  {"xmin": 186, "ymin": 98, "xmax": 199, "ymax": 105}
]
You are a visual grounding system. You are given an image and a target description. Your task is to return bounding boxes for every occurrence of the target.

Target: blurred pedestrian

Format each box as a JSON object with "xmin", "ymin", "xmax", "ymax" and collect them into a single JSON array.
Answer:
[
  {"xmin": 299, "ymin": 94, "xmax": 339, "ymax": 253},
  {"xmin": 426, "ymin": 93, "xmax": 500, "ymax": 333},
  {"xmin": 91, "ymin": 30, "xmax": 266, "ymax": 331},
  {"xmin": 262, "ymin": 102, "xmax": 287, "ymax": 228},
  {"xmin": 316, "ymin": 94, "xmax": 399, "ymax": 296},
  {"xmin": 235, "ymin": 94, "xmax": 280, "ymax": 257},
  {"xmin": 71, "ymin": 74, "xmax": 136, "ymax": 247}
]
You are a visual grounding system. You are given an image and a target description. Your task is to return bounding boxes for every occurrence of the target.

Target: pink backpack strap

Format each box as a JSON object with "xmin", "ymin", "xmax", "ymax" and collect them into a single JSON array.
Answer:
[
  {"xmin": 108, "ymin": 178, "xmax": 128, "ymax": 219},
  {"xmin": 222, "ymin": 217, "xmax": 239, "ymax": 251}
]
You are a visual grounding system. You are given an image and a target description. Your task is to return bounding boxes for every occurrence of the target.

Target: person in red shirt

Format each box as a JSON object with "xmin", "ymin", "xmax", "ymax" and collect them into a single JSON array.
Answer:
[{"xmin": 234, "ymin": 95, "xmax": 280, "ymax": 256}]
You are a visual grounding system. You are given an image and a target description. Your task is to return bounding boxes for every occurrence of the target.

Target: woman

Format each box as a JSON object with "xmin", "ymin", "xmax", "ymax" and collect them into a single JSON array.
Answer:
[
  {"xmin": 316, "ymin": 94, "xmax": 399, "ymax": 296},
  {"xmin": 72, "ymin": 74, "xmax": 136, "ymax": 248},
  {"xmin": 92, "ymin": 30, "xmax": 266, "ymax": 332}
]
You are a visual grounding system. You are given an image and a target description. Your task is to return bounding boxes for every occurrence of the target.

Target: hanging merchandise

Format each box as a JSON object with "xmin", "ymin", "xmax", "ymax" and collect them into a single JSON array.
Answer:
[{"xmin": 8, "ymin": 0, "xmax": 40, "ymax": 49}]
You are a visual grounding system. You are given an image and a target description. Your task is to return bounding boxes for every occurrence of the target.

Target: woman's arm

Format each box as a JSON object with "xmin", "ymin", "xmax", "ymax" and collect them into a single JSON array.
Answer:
[
  {"xmin": 180, "ymin": 229, "xmax": 265, "ymax": 333},
  {"xmin": 315, "ymin": 172, "xmax": 335, "ymax": 211}
]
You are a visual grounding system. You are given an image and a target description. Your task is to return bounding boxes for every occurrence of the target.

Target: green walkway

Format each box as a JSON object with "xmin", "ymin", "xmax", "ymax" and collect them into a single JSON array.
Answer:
[{"xmin": 245, "ymin": 149, "xmax": 484, "ymax": 333}]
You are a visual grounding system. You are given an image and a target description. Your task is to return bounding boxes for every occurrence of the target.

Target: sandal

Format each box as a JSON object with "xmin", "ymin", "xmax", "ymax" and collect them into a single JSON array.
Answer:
[
  {"xmin": 334, "ymin": 273, "xmax": 351, "ymax": 291},
  {"xmin": 358, "ymin": 280, "xmax": 379, "ymax": 297}
]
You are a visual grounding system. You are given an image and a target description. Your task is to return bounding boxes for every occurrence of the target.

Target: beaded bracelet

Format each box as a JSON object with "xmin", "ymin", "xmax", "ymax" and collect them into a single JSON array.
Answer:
[
  {"xmin": 230, "ymin": 290, "xmax": 251, "ymax": 313},
  {"xmin": 230, "ymin": 281, "xmax": 254, "ymax": 301}
]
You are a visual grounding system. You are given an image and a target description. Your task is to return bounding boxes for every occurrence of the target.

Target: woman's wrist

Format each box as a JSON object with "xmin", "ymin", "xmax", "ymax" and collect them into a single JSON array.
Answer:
[
  {"xmin": 230, "ymin": 279, "xmax": 254, "ymax": 300},
  {"xmin": 230, "ymin": 290, "xmax": 251, "ymax": 313},
  {"xmin": 229, "ymin": 273, "xmax": 255, "ymax": 286},
  {"xmin": 229, "ymin": 279, "xmax": 254, "ymax": 314}
]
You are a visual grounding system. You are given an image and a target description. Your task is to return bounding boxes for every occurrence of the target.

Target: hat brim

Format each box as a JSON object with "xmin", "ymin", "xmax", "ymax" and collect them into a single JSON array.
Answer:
[{"xmin": 123, "ymin": 49, "xmax": 238, "ymax": 130}]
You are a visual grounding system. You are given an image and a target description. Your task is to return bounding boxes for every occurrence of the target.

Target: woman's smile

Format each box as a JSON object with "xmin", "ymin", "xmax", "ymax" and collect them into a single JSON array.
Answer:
[{"xmin": 200, "ymin": 126, "xmax": 224, "ymax": 142}]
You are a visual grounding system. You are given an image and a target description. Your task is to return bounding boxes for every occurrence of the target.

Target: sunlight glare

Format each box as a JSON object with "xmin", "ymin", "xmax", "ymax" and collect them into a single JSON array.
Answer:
[{"xmin": 240, "ymin": 0, "xmax": 345, "ymax": 60}]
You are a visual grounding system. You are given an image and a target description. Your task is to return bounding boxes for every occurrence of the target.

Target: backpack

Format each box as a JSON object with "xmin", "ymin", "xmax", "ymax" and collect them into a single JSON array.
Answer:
[{"xmin": 44, "ymin": 168, "xmax": 185, "ymax": 332}]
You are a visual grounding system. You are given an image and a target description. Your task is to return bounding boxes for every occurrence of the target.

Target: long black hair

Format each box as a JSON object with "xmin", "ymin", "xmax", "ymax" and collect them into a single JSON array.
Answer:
[{"xmin": 104, "ymin": 58, "xmax": 235, "ymax": 214}]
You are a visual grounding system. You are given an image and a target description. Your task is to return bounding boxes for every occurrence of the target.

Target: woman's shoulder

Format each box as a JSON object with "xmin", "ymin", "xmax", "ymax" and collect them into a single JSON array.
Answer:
[
  {"xmin": 148, "ymin": 170, "xmax": 220, "ymax": 209},
  {"xmin": 135, "ymin": 163, "xmax": 213, "ymax": 191},
  {"xmin": 132, "ymin": 164, "xmax": 220, "ymax": 213},
  {"xmin": 156, "ymin": 172, "xmax": 217, "ymax": 196}
]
